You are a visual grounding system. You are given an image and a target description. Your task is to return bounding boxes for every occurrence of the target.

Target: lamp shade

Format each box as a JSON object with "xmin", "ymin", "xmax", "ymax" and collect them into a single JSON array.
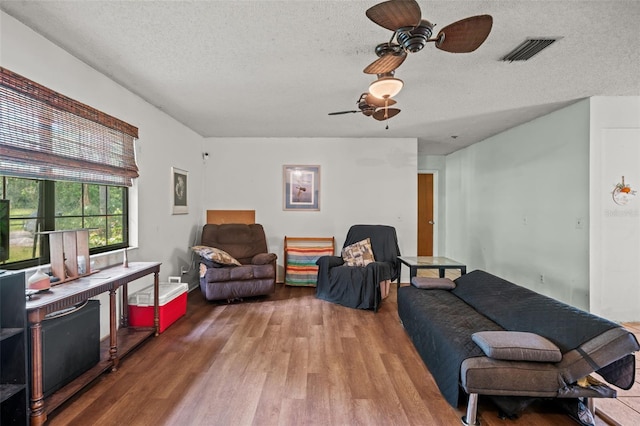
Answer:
[{"xmin": 369, "ymin": 76, "xmax": 403, "ymax": 99}]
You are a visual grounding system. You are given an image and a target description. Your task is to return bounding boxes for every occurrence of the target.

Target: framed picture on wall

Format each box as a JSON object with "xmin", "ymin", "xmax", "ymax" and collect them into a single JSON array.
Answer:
[
  {"xmin": 283, "ymin": 165, "xmax": 320, "ymax": 211},
  {"xmin": 171, "ymin": 167, "xmax": 188, "ymax": 214}
]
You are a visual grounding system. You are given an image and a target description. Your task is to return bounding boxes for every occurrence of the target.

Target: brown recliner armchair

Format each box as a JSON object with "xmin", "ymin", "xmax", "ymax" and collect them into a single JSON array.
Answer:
[{"xmin": 197, "ymin": 223, "xmax": 277, "ymax": 302}]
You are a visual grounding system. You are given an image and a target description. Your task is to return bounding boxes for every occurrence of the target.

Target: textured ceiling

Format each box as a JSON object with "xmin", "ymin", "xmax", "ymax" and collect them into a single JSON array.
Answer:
[{"xmin": 1, "ymin": 0, "xmax": 639, "ymax": 155}]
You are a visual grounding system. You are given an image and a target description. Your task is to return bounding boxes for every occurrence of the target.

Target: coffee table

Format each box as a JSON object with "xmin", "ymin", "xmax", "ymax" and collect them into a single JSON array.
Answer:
[{"xmin": 398, "ymin": 256, "xmax": 467, "ymax": 283}]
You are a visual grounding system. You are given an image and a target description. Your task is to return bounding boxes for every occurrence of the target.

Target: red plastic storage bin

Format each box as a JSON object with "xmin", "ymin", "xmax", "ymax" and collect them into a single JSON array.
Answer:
[{"xmin": 128, "ymin": 278, "xmax": 188, "ymax": 333}]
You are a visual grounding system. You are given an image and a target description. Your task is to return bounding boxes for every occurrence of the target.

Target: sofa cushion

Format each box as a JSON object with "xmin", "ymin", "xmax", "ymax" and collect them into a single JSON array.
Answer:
[
  {"xmin": 472, "ymin": 331, "xmax": 562, "ymax": 363},
  {"xmin": 411, "ymin": 277, "xmax": 456, "ymax": 290},
  {"xmin": 453, "ymin": 270, "xmax": 620, "ymax": 353},
  {"xmin": 397, "ymin": 285, "xmax": 502, "ymax": 407},
  {"xmin": 461, "ymin": 357, "xmax": 562, "ymax": 396},
  {"xmin": 342, "ymin": 238, "xmax": 375, "ymax": 267},
  {"xmin": 192, "ymin": 245, "xmax": 242, "ymax": 266}
]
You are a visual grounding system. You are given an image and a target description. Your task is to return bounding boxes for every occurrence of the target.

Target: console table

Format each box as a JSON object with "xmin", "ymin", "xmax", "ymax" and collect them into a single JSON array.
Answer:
[{"xmin": 25, "ymin": 261, "xmax": 161, "ymax": 425}]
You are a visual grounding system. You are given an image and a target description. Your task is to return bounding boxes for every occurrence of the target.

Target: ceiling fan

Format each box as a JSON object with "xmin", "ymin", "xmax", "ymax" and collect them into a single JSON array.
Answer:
[
  {"xmin": 328, "ymin": 92, "xmax": 401, "ymax": 122},
  {"xmin": 363, "ymin": 0, "xmax": 493, "ymax": 75}
]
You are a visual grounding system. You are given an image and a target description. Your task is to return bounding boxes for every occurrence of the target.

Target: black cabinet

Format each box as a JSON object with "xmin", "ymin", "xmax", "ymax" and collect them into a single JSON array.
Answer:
[
  {"xmin": 0, "ymin": 271, "xmax": 28, "ymax": 425},
  {"xmin": 36, "ymin": 300, "xmax": 100, "ymax": 397}
]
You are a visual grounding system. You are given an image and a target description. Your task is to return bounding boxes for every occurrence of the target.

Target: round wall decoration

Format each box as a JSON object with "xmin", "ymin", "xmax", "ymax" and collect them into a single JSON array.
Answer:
[{"xmin": 612, "ymin": 176, "xmax": 636, "ymax": 206}]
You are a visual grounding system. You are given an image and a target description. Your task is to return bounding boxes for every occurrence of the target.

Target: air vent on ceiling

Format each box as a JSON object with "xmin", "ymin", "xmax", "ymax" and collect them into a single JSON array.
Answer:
[{"xmin": 501, "ymin": 38, "xmax": 559, "ymax": 62}]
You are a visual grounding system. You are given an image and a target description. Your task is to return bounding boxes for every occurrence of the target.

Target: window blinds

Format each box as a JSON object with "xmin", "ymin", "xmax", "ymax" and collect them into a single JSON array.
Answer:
[{"xmin": 0, "ymin": 67, "xmax": 139, "ymax": 186}]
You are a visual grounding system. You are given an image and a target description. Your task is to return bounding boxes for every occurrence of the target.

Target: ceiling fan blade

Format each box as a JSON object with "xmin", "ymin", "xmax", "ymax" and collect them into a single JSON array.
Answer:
[
  {"xmin": 373, "ymin": 108, "xmax": 401, "ymax": 121},
  {"xmin": 366, "ymin": 0, "xmax": 421, "ymax": 31},
  {"xmin": 435, "ymin": 15, "xmax": 493, "ymax": 53},
  {"xmin": 364, "ymin": 94, "xmax": 396, "ymax": 108},
  {"xmin": 328, "ymin": 110, "xmax": 360, "ymax": 115},
  {"xmin": 363, "ymin": 52, "xmax": 407, "ymax": 74}
]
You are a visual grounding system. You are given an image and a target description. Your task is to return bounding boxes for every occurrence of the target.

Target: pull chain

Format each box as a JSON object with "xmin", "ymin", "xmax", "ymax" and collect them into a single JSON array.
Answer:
[{"xmin": 384, "ymin": 97, "xmax": 389, "ymax": 129}]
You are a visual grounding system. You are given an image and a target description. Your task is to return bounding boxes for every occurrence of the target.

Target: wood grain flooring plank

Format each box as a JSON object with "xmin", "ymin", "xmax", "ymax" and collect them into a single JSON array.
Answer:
[
  {"xmin": 341, "ymin": 336, "xmax": 375, "ymax": 400},
  {"xmin": 617, "ymin": 395, "xmax": 640, "ymax": 412},
  {"xmin": 307, "ymin": 324, "xmax": 327, "ymax": 375},
  {"xmin": 379, "ymin": 352, "xmax": 440, "ymax": 425},
  {"xmin": 307, "ymin": 294, "xmax": 325, "ymax": 327},
  {"xmin": 304, "ymin": 372, "xmax": 333, "ymax": 425},
  {"xmin": 251, "ymin": 351, "xmax": 291, "ymax": 425},
  {"xmin": 278, "ymin": 398, "xmax": 306, "ymax": 426},
  {"xmin": 359, "ymin": 352, "xmax": 410, "ymax": 424},
  {"xmin": 351, "ymin": 398, "xmax": 389, "ymax": 425},
  {"xmin": 224, "ymin": 371, "xmax": 268, "ymax": 426},
  {"xmin": 283, "ymin": 336, "xmax": 309, "ymax": 399}
]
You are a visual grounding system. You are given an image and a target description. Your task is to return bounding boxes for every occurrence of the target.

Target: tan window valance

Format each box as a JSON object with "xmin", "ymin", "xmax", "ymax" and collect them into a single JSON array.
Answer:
[{"xmin": 0, "ymin": 67, "xmax": 139, "ymax": 186}]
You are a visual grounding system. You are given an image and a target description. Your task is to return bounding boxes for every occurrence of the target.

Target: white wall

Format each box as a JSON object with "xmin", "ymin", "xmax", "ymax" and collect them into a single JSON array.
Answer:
[
  {"xmin": 2, "ymin": 12, "xmax": 205, "ymax": 335},
  {"xmin": 445, "ymin": 100, "xmax": 591, "ymax": 309},
  {"xmin": 589, "ymin": 96, "xmax": 640, "ymax": 321},
  {"xmin": 202, "ymin": 137, "xmax": 418, "ymax": 280}
]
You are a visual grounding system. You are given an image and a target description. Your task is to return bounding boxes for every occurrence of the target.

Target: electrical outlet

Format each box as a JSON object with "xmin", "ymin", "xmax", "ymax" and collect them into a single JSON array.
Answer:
[{"xmin": 540, "ymin": 274, "xmax": 545, "ymax": 283}]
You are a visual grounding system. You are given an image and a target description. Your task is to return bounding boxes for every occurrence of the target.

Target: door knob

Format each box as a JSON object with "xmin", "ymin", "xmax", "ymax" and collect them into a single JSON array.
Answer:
[{"xmin": 428, "ymin": 220, "xmax": 435, "ymax": 225}]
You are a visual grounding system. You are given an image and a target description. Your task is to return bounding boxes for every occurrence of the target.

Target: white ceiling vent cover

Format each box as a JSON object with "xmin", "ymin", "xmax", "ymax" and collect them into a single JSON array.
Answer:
[{"xmin": 501, "ymin": 38, "xmax": 560, "ymax": 62}]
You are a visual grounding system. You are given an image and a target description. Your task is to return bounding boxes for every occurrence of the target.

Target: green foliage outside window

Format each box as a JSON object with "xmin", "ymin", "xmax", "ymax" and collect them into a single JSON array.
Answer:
[{"xmin": 1, "ymin": 176, "xmax": 127, "ymax": 268}]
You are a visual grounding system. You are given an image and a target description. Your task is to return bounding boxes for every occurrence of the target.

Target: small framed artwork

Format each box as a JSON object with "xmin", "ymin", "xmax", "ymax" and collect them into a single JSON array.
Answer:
[
  {"xmin": 283, "ymin": 165, "xmax": 320, "ymax": 211},
  {"xmin": 171, "ymin": 167, "xmax": 188, "ymax": 214}
]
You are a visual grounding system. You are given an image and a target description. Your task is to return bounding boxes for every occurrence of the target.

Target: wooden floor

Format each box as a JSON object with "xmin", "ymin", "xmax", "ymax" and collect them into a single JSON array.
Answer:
[
  {"xmin": 46, "ymin": 279, "xmax": 638, "ymax": 426},
  {"xmin": 595, "ymin": 321, "xmax": 640, "ymax": 426}
]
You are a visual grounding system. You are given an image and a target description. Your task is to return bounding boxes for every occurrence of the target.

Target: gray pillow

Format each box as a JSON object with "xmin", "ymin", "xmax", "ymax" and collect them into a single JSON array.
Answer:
[
  {"xmin": 472, "ymin": 331, "xmax": 562, "ymax": 363},
  {"xmin": 411, "ymin": 277, "xmax": 456, "ymax": 290}
]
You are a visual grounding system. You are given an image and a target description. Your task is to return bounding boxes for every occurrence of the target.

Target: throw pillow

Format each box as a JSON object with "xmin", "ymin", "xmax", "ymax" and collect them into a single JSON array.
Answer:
[
  {"xmin": 191, "ymin": 245, "xmax": 242, "ymax": 266},
  {"xmin": 199, "ymin": 263, "xmax": 208, "ymax": 278},
  {"xmin": 411, "ymin": 277, "xmax": 456, "ymax": 290},
  {"xmin": 342, "ymin": 238, "xmax": 375, "ymax": 267},
  {"xmin": 199, "ymin": 257, "xmax": 225, "ymax": 269},
  {"xmin": 472, "ymin": 331, "xmax": 562, "ymax": 363}
]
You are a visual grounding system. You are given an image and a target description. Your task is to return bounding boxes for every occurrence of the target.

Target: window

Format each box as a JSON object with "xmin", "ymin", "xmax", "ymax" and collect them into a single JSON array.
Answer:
[
  {"xmin": 0, "ymin": 176, "xmax": 127, "ymax": 269},
  {"xmin": 0, "ymin": 67, "xmax": 137, "ymax": 269}
]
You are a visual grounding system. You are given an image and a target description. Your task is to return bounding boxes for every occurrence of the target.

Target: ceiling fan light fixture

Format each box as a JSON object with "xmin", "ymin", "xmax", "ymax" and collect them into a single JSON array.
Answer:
[
  {"xmin": 369, "ymin": 73, "xmax": 404, "ymax": 99},
  {"xmin": 396, "ymin": 19, "xmax": 434, "ymax": 53}
]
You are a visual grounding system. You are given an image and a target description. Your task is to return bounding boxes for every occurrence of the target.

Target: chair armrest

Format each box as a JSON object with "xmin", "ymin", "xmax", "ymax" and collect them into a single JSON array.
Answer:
[
  {"xmin": 365, "ymin": 261, "xmax": 393, "ymax": 281},
  {"xmin": 252, "ymin": 253, "xmax": 277, "ymax": 265},
  {"xmin": 316, "ymin": 255, "xmax": 344, "ymax": 269}
]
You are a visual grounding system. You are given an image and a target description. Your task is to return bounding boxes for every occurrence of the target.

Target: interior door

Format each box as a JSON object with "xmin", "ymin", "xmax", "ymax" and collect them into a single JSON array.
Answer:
[{"xmin": 417, "ymin": 173, "xmax": 434, "ymax": 256}]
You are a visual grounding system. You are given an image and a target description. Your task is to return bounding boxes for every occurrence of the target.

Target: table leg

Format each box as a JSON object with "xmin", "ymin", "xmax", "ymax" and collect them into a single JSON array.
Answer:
[
  {"xmin": 154, "ymin": 270, "xmax": 160, "ymax": 336},
  {"xmin": 109, "ymin": 288, "xmax": 119, "ymax": 371},
  {"xmin": 461, "ymin": 266, "xmax": 467, "ymax": 275},
  {"xmin": 439, "ymin": 268, "xmax": 445, "ymax": 278},
  {"xmin": 28, "ymin": 311, "xmax": 46, "ymax": 426},
  {"xmin": 410, "ymin": 266, "xmax": 418, "ymax": 280},
  {"xmin": 120, "ymin": 282, "xmax": 129, "ymax": 327}
]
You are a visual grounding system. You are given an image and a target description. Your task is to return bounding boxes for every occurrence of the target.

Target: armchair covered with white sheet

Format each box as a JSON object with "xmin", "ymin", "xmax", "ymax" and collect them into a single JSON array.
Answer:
[{"xmin": 315, "ymin": 225, "xmax": 400, "ymax": 312}]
